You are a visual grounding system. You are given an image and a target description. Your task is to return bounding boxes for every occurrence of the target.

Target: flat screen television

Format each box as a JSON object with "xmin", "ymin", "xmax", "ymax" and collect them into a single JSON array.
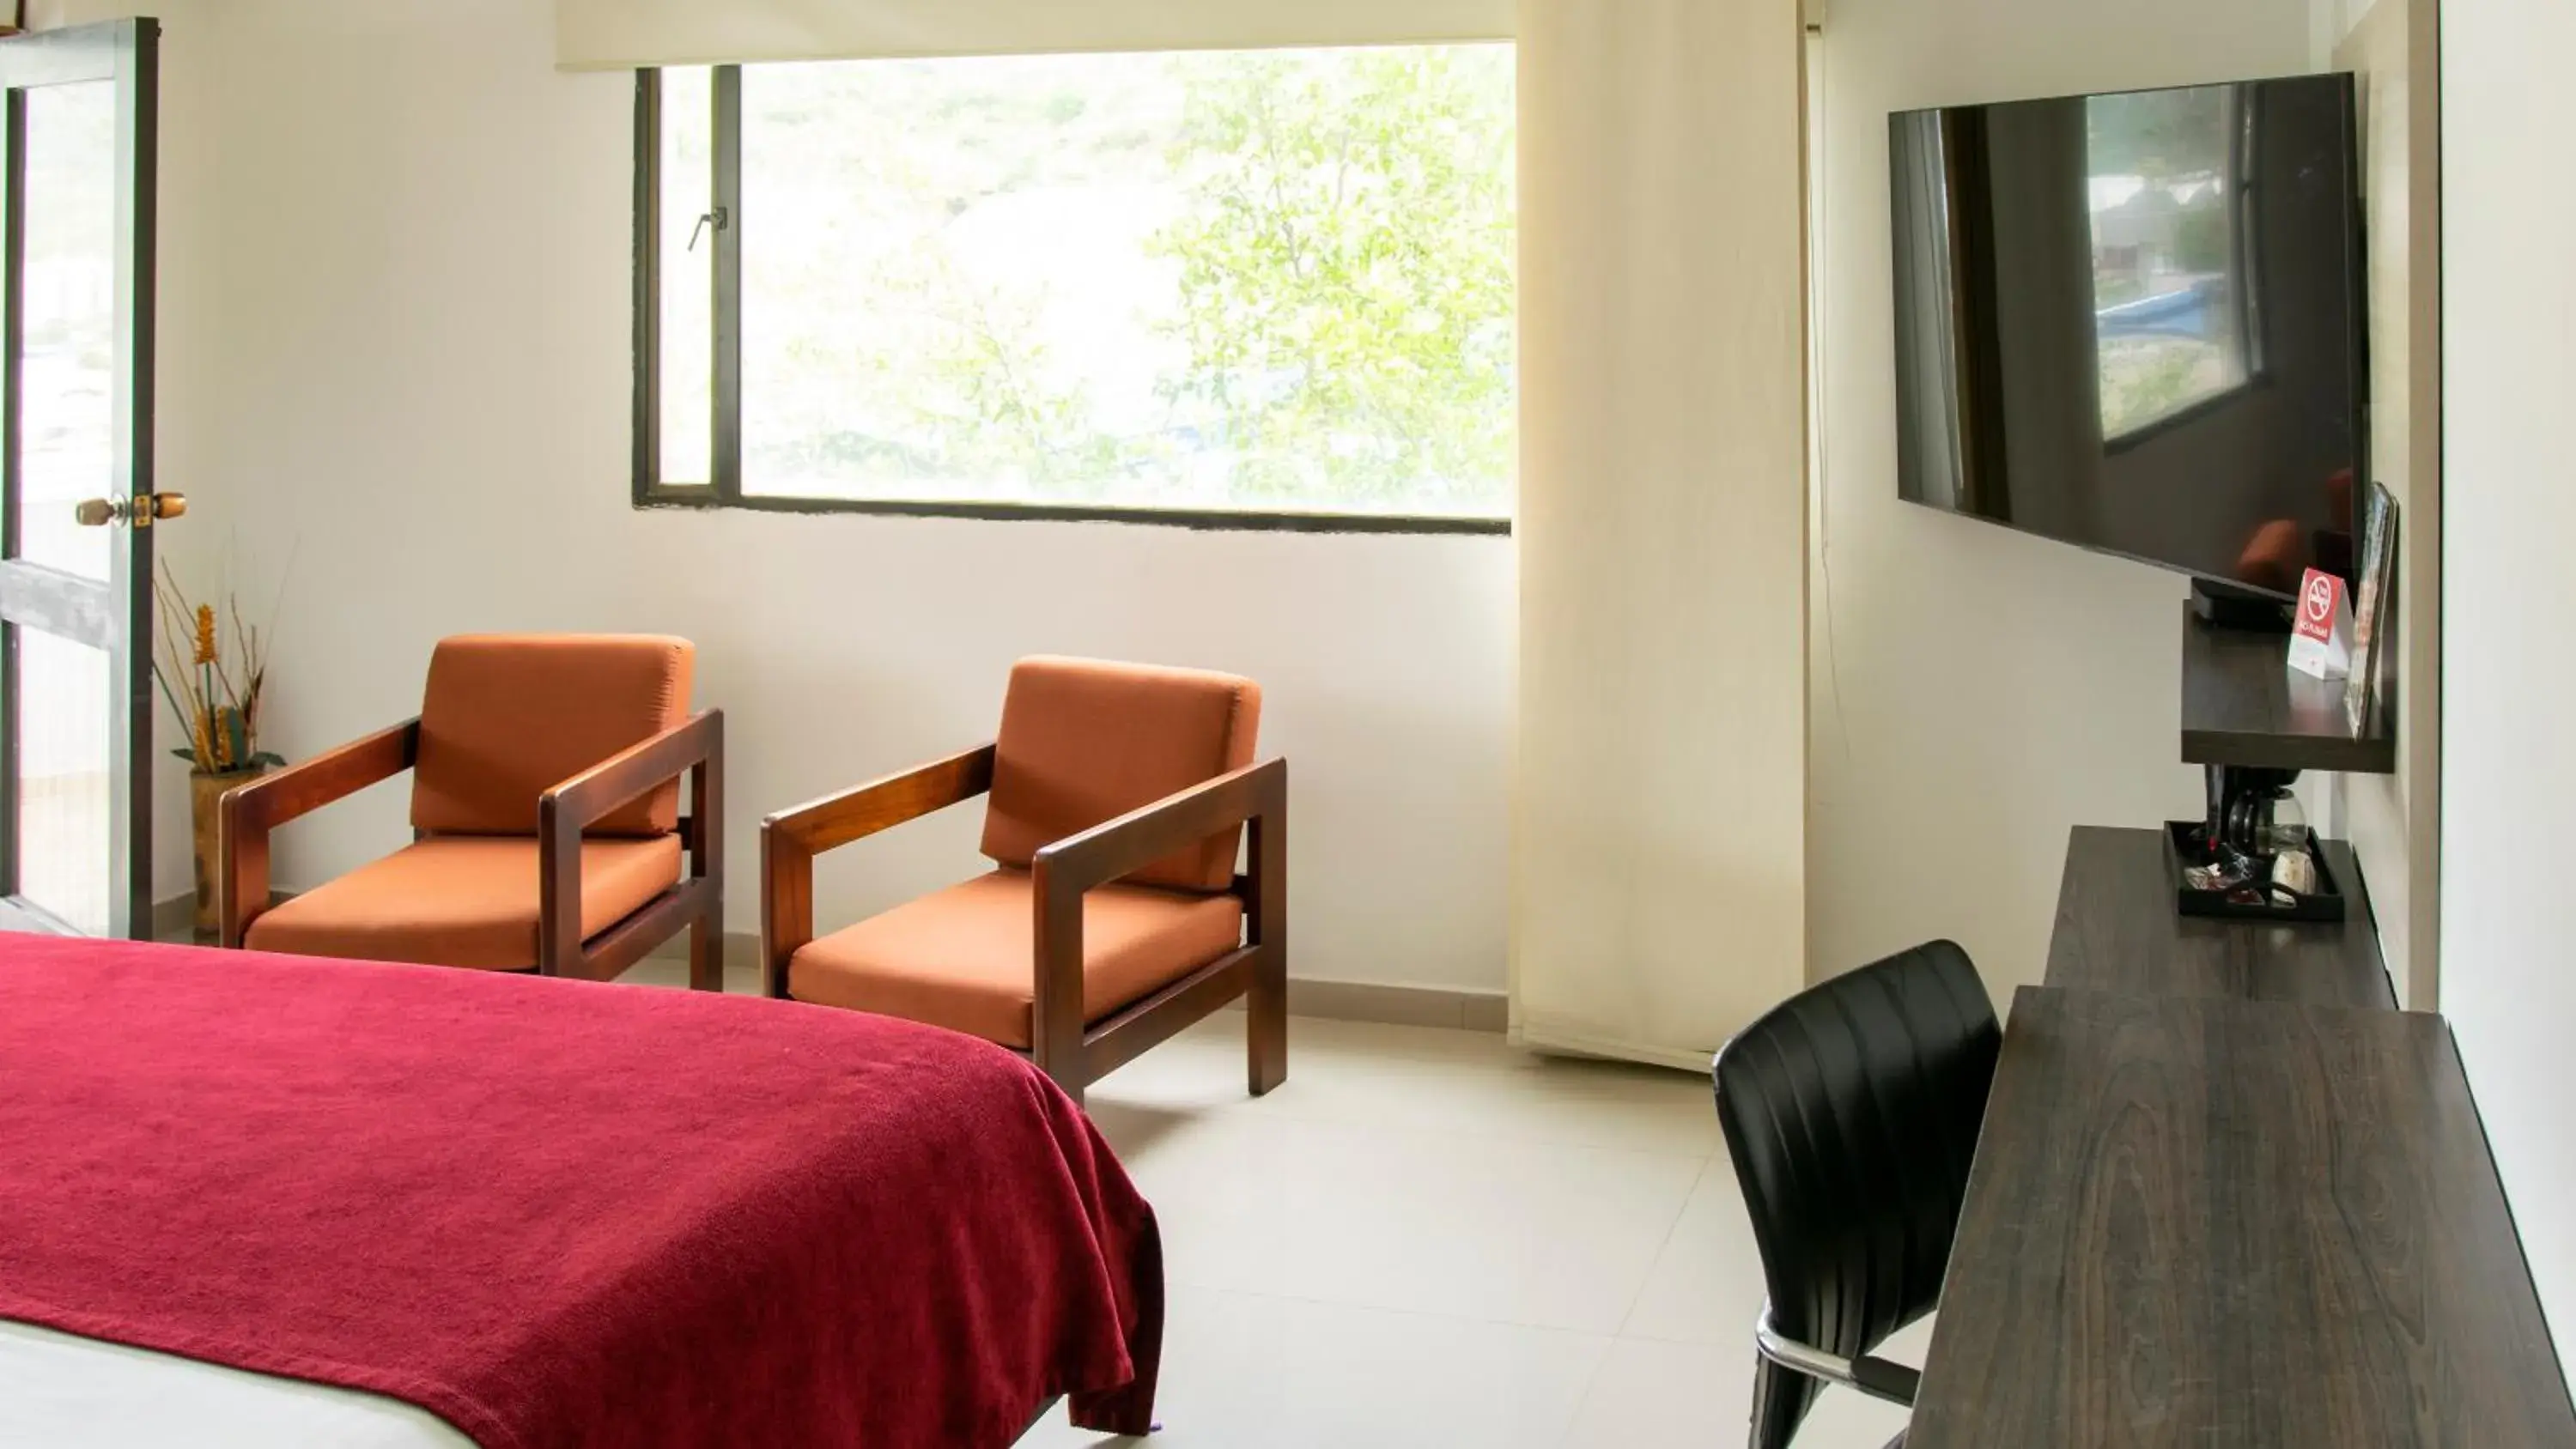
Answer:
[{"xmin": 1888, "ymin": 74, "xmax": 2364, "ymax": 599}]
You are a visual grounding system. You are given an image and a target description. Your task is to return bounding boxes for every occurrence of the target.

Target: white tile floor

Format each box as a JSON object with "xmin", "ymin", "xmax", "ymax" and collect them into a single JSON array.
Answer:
[{"xmin": 1008, "ymin": 1013, "xmax": 1927, "ymax": 1449}]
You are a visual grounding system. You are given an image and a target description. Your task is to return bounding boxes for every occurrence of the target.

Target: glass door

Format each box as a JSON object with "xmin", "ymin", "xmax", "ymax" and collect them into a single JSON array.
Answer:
[{"xmin": 0, "ymin": 19, "xmax": 165, "ymax": 937}]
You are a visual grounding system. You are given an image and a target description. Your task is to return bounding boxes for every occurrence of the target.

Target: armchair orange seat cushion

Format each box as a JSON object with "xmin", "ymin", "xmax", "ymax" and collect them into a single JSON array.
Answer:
[
  {"xmin": 787, "ymin": 869, "xmax": 1244, "ymax": 1049},
  {"xmin": 244, "ymin": 836, "xmax": 683, "ymax": 971}
]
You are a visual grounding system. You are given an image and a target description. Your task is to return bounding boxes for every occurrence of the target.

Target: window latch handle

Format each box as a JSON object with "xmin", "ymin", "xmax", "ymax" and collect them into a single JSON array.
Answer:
[{"xmin": 686, "ymin": 205, "xmax": 729, "ymax": 252}]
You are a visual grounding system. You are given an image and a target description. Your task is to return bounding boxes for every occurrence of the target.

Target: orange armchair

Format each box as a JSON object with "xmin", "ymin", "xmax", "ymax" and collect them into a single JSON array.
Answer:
[
  {"xmin": 220, "ymin": 634, "xmax": 724, "ymax": 987},
  {"xmin": 763, "ymin": 656, "xmax": 1286, "ymax": 1105}
]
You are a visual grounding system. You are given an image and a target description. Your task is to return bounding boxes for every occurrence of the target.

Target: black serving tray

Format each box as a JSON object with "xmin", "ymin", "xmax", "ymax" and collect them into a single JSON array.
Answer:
[{"xmin": 2160, "ymin": 821, "xmax": 2347, "ymax": 923}]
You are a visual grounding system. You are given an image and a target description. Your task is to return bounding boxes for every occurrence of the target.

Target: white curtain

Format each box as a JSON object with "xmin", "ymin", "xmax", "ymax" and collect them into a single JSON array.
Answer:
[
  {"xmin": 1510, "ymin": 0, "xmax": 1809, "ymax": 1070},
  {"xmin": 555, "ymin": 0, "xmax": 1512, "ymax": 69}
]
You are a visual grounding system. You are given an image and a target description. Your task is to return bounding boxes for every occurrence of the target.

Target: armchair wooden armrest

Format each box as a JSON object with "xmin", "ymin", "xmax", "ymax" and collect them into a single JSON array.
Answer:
[
  {"xmin": 760, "ymin": 743, "xmax": 998, "ymax": 998},
  {"xmin": 1030, "ymin": 757, "xmax": 1288, "ymax": 1078},
  {"xmin": 220, "ymin": 718, "xmax": 421, "ymax": 948},
  {"xmin": 536, "ymin": 709, "xmax": 725, "ymax": 979}
]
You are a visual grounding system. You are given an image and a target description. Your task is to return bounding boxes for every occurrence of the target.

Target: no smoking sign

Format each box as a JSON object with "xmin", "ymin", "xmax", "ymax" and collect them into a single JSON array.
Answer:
[{"xmin": 2287, "ymin": 567, "xmax": 2354, "ymax": 681}]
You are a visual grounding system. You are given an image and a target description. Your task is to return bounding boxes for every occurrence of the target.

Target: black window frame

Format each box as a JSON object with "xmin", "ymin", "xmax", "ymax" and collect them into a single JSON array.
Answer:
[
  {"xmin": 629, "ymin": 64, "xmax": 1511, "ymax": 536},
  {"xmin": 2095, "ymin": 84, "xmax": 2268, "ymax": 454}
]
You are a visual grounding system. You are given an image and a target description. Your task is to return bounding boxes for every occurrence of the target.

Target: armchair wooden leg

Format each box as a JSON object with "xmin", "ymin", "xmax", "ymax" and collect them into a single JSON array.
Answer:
[
  {"xmin": 1032, "ymin": 1039, "xmax": 1087, "ymax": 1110},
  {"xmin": 1246, "ymin": 785, "xmax": 1288, "ymax": 1097},
  {"xmin": 687, "ymin": 732, "xmax": 725, "ymax": 992},
  {"xmin": 688, "ymin": 912, "xmax": 721, "ymax": 992},
  {"xmin": 1248, "ymin": 946, "xmax": 1287, "ymax": 1096},
  {"xmin": 1032, "ymin": 858, "xmax": 1093, "ymax": 1110}
]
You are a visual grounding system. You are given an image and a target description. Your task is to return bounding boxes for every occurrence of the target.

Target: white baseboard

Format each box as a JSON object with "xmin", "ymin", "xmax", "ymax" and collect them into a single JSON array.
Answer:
[
  {"xmin": 168, "ymin": 910, "xmax": 1508, "ymax": 1038},
  {"xmin": 151, "ymin": 892, "xmax": 199, "ymax": 943},
  {"xmin": 655, "ymin": 931, "xmax": 1509, "ymax": 1034},
  {"xmin": 1224, "ymin": 976, "xmax": 1508, "ymax": 1034},
  {"xmin": 152, "ymin": 888, "xmax": 295, "ymax": 944},
  {"xmin": 648, "ymin": 930, "xmax": 763, "ymax": 972}
]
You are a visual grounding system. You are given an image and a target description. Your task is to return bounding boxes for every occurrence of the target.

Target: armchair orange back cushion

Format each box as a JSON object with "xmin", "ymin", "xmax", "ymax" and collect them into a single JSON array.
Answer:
[
  {"xmin": 978, "ymin": 656, "xmax": 1261, "ymax": 893},
  {"xmin": 410, "ymin": 634, "xmax": 695, "ymax": 838}
]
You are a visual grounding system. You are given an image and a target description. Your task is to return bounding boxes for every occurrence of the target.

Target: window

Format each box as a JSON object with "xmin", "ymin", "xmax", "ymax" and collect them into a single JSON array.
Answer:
[
  {"xmin": 635, "ymin": 46, "xmax": 1516, "ymax": 530},
  {"xmin": 2085, "ymin": 84, "xmax": 2259, "ymax": 442}
]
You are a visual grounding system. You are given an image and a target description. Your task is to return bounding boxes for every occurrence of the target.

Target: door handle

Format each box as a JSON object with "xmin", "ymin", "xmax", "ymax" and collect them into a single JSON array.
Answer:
[{"xmin": 72, "ymin": 492, "xmax": 186, "ymax": 528}]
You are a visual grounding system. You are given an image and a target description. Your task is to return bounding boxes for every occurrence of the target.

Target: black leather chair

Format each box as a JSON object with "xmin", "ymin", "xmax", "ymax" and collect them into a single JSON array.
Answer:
[{"xmin": 1710, "ymin": 940, "xmax": 2000, "ymax": 1449}]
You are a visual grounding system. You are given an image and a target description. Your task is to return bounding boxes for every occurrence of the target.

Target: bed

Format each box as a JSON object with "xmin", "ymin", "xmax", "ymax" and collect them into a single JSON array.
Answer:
[{"xmin": 0, "ymin": 935, "xmax": 1162, "ymax": 1449}]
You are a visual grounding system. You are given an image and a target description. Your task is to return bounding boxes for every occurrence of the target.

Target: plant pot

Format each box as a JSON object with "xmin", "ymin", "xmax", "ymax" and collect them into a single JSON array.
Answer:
[{"xmin": 189, "ymin": 766, "xmax": 266, "ymax": 937}]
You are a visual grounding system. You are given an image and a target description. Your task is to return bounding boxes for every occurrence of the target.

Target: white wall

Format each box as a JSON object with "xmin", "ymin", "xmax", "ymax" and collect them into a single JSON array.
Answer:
[
  {"xmin": 2441, "ymin": 0, "xmax": 2576, "ymax": 1379},
  {"xmin": 1806, "ymin": 0, "xmax": 2313, "ymax": 994},
  {"xmin": 69, "ymin": 0, "xmax": 2359, "ymax": 1018},
  {"xmin": 2324, "ymin": 0, "xmax": 2441, "ymax": 1009},
  {"xmin": 2312, "ymin": 0, "xmax": 2369, "ymax": 65},
  {"xmin": 94, "ymin": 0, "xmax": 1514, "ymax": 995}
]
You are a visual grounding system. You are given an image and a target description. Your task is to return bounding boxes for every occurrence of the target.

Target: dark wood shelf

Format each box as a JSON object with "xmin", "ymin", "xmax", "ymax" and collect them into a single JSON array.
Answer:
[{"xmin": 2178, "ymin": 605, "xmax": 2395, "ymax": 774}]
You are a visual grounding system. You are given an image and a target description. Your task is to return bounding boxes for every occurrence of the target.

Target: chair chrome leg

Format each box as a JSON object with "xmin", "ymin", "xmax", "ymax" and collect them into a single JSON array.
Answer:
[{"xmin": 1753, "ymin": 1303, "xmax": 1920, "ymax": 1408}]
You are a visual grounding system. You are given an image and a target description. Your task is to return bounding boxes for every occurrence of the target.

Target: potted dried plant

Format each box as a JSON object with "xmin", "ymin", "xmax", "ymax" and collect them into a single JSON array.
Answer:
[{"xmin": 153, "ymin": 564, "xmax": 284, "ymax": 935}]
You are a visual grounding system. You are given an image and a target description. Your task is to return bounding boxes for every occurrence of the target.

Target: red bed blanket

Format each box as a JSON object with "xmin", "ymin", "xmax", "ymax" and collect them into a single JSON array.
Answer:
[{"xmin": 0, "ymin": 936, "xmax": 1160, "ymax": 1449}]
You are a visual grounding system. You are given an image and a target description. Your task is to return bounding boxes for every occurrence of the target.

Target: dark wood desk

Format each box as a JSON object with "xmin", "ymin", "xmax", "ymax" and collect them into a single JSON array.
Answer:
[
  {"xmin": 2048, "ymin": 825, "xmax": 2397, "ymax": 1009},
  {"xmin": 1911, "ymin": 988, "xmax": 2576, "ymax": 1448}
]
